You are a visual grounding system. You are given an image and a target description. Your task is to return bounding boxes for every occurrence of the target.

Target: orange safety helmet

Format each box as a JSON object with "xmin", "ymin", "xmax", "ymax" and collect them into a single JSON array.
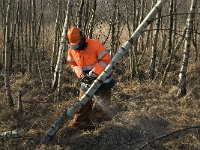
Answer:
[
  {"xmin": 67, "ymin": 26, "xmax": 81, "ymax": 44},
  {"xmin": 67, "ymin": 26, "xmax": 87, "ymax": 50}
]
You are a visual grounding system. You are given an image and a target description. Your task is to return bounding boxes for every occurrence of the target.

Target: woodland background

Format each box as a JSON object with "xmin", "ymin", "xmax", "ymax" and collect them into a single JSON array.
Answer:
[{"xmin": 1, "ymin": 0, "xmax": 200, "ymax": 149}]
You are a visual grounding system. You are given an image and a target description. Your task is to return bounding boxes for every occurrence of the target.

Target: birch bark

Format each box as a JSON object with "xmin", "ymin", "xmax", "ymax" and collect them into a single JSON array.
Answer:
[
  {"xmin": 52, "ymin": 0, "xmax": 71, "ymax": 92},
  {"xmin": 177, "ymin": 0, "xmax": 197, "ymax": 96}
]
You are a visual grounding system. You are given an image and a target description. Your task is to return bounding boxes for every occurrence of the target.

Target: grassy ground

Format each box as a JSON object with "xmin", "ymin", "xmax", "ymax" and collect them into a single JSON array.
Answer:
[{"xmin": 0, "ymin": 59, "xmax": 200, "ymax": 150}]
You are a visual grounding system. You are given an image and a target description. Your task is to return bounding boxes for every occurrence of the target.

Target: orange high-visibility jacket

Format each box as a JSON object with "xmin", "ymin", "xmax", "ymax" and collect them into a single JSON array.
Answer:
[{"xmin": 67, "ymin": 38, "xmax": 111, "ymax": 80}]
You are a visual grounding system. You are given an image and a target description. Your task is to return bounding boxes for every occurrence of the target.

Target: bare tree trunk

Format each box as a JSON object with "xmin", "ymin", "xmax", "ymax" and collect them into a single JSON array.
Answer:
[
  {"xmin": 19, "ymin": 0, "xmax": 24, "ymax": 74},
  {"xmin": 51, "ymin": 0, "xmax": 61, "ymax": 73},
  {"xmin": 173, "ymin": 0, "xmax": 178, "ymax": 51},
  {"xmin": 15, "ymin": 0, "xmax": 24, "ymax": 74},
  {"xmin": 125, "ymin": 2, "xmax": 133, "ymax": 73},
  {"xmin": 160, "ymin": 0, "xmax": 176, "ymax": 86},
  {"xmin": 35, "ymin": 0, "xmax": 45, "ymax": 91},
  {"xmin": 192, "ymin": 22, "xmax": 198, "ymax": 61},
  {"xmin": 1, "ymin": 0, "xmax": 6, "ymax": 65},
  {"xmin": 138, "ymin": 24, "xmax": 152, "ymax": 66},
  {"xmin": 52, "ymin": 0, "xmax": 71, "ymax": 93},
  {"xmin": 16, "ymin": 1, "xmax": 20, "ymax": 63},
  {"xmin": 149, "ymin": 9, "xmax": 161, "ymax": 80},
  {"xmin": 88, "ymin": 0, "xmax": 97, "ymax": 38},
  {"xmin": 110, "ymin": 0, "xmax": 118, "ymax": 54},
  {"xmin": 138, "ymin": 0, "xmax": 145, "ymax": 70},
  {"xmin": 10, "ymin": 4, "xmax": 17, "ymax": 72},
  {"xmin": 41, "ymin": 14, "xmax": 45, "ymax": 60},
  {"xmin": 77, "ymin": 0, "xmax": 84, "ymax": 28},
  {"xmin": 28, "ymin": 0, "xmax": 33, "ymax": 72},
  {"xmin": 157, "ymin": 33, "xmax": 166, "ymax": 75},
  {"xmin": 83, "ymin": 0, "xmax": 90, "ymax": 33},
  {"xmin": 129, "ymin": 0, "xmax": 137, "ymax": 78},
  {"xmin": 25, "ymin": 3, "xmax": 29, "ymax": 65},
  {"xmin": 167, "ymin": 0, "xmax": 174, "ymax": 56},
  {"xmin": 4, "ymin": 0, "xmax": 14, "ymax": 107},
  {"xmin": 177, "ymin": 0, "xmax": 197, "ymax": 97}
]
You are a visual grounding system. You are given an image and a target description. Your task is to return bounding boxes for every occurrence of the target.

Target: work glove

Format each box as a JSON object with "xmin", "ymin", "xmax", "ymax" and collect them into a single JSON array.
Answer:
[
  {"xmin": 73, "ymin": 66, "xmax": 83, "ymax": 78},
  {"xmin": 81, "ymin": 72, "xmax": 98, "ymax": 85}
]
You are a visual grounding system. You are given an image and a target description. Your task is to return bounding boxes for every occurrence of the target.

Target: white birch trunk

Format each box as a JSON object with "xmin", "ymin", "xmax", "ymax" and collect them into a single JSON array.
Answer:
[
  {"xmin": 177, "ymin": 0, "xmax": 197, "ymax": 96},
  {"xmin": 50, "ymin": 0, "xmax": 61, "ymax": 73},
  {"xmin": 52, "ymin": 0, "xmax": 71, "ymax": 91},
  {"xmin": 42, "ymin": 0, "xmax": 169, "ymax": 142}
]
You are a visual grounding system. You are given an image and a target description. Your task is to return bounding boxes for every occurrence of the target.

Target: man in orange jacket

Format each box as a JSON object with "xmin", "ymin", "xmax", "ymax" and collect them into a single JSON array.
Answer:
[{"xmin": 67, "ymin": 26, "xmax": 115, "ymax": 128}]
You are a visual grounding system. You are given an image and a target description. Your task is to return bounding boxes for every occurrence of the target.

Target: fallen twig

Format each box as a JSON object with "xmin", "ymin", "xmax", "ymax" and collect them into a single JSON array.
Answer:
[
  {"xmin": 1, "ymin": 136, "xmax": 40, "ymax": 142},
  {"xmin": 137, "ymin": 126, "xmax": 200, "ymax": 150}
]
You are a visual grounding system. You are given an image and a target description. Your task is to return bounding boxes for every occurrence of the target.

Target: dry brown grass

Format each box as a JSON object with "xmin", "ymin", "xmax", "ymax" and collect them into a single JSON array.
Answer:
[{"xmin": 0, "ymin": 59, "xmax": 200, "ymax": 150}]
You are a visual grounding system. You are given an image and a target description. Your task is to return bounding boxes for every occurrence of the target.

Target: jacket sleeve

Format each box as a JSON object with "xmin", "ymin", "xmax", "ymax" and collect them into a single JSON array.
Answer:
[
  {"xmin": 91, "ymin": 41, "xmax": 111, "ymax": 76},
  {"xmin": 67, "ymin": 50, "xmax": 83, "ymax": 78}
]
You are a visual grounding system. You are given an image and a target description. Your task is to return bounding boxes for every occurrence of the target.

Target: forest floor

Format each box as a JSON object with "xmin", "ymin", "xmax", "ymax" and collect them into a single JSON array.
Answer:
[{"xmin": 0, "ymin": 60, "xmax": 200, "ymax": 150}]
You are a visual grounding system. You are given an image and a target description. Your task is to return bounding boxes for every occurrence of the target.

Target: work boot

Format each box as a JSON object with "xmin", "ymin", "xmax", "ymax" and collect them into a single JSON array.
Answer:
[
  {"xmin": 67, "ymin": 114, "xmax": 86, "ymax": 128},
  {"xmin": 67, "ymin": 119, "xmax": 95, "ymax": 130},
  {"xmin": 67, "ymin": 113, "xmax": 95, "ymax": 129}
]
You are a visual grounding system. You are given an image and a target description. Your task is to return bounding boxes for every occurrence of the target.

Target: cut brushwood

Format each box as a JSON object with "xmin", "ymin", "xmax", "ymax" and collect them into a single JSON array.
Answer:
[
  {"xmin": 0, "ymin": 128, "xmax": 24, "ymax": 140},
  {"xmin": 42, "ymin": 0, "xmax": 169, "ymax": 143}
]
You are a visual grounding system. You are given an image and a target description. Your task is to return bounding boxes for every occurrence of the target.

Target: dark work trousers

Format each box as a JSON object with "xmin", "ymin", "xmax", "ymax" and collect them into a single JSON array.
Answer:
[{"xmin": 70, "ymin": 89, "xmax": 112, "ymax": 126}]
